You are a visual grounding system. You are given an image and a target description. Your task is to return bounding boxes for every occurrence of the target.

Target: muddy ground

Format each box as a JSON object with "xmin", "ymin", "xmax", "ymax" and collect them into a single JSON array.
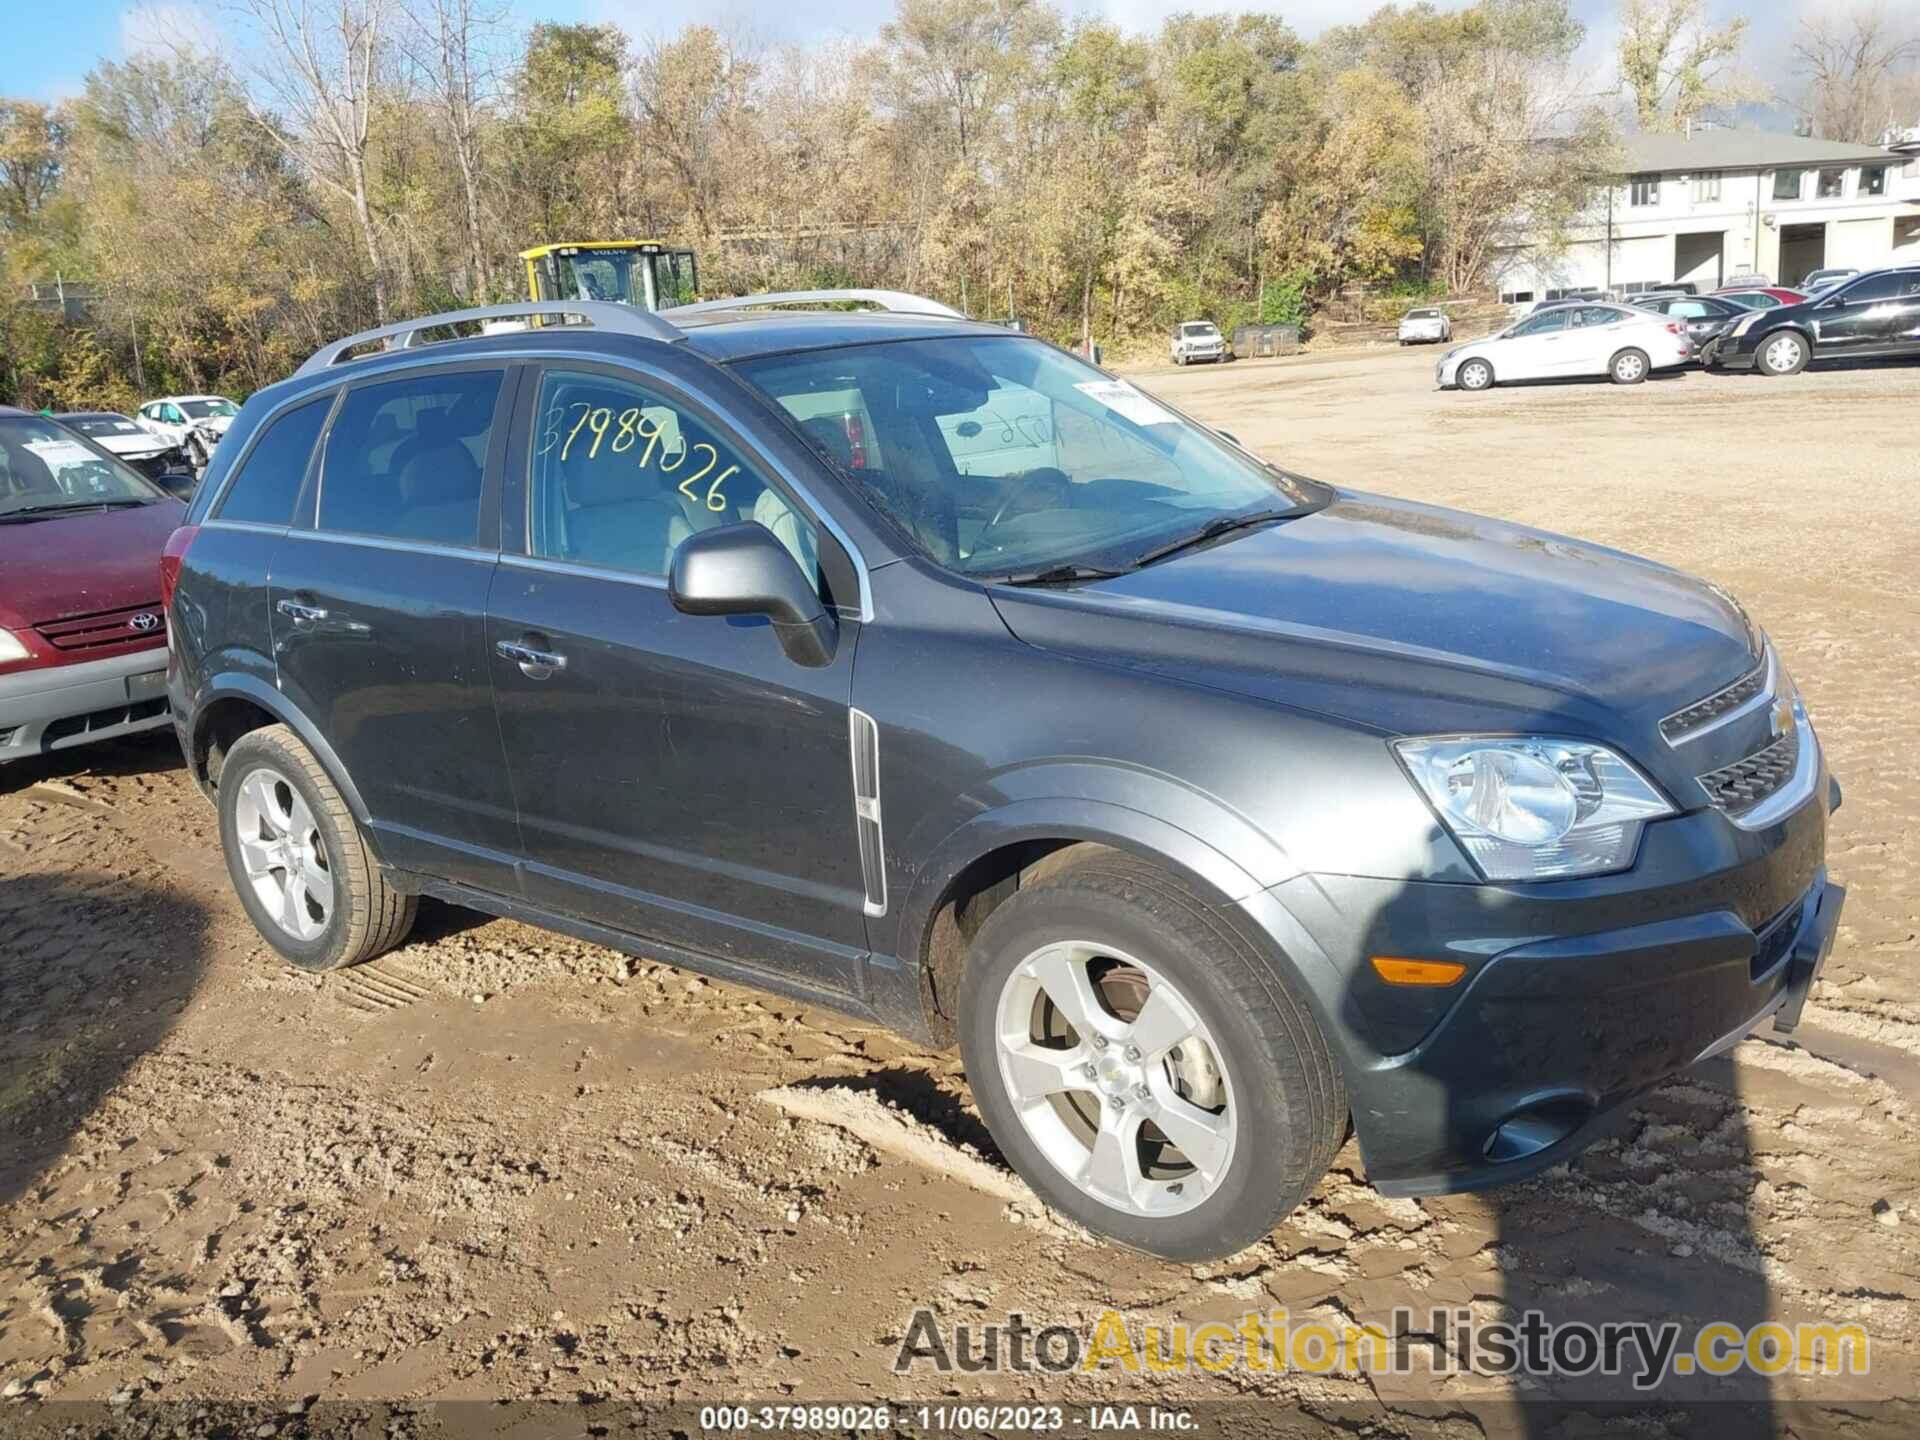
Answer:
[{"xmin": 3, "ymin": 346, "xmax": 1918, "ymax": 1434}]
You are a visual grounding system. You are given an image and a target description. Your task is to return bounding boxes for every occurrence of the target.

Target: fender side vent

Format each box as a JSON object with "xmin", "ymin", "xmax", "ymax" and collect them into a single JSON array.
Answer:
[{"xmin": 849, "ymin": 708, "xmax": 887, "ymax": 918}]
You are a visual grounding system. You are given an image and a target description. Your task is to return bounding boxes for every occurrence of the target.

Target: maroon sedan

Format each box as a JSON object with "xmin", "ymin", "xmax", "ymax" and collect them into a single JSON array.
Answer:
[
  {"xmin": 1713, "ymin": 286, "xmax": 1809, "ymax": 309},
  {"xmin": 0, "ymin": 406, "xmax": 186, "ymax": 765}
]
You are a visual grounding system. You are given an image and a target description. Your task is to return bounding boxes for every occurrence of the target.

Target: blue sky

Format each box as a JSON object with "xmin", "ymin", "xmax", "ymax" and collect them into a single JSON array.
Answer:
[{"xmin": 3, "ymin": 0, "xmax": 1810, "ymax": 109}]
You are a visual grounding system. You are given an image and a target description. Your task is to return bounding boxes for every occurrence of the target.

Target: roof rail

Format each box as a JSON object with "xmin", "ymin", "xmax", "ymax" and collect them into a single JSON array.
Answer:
[
  {"xmin": 661, "ymin": 288, "xmax": 966, "ymax": 321},
  {"xmin": 294, "ymin": 301, "xmax": 682, "ymax": 377}
]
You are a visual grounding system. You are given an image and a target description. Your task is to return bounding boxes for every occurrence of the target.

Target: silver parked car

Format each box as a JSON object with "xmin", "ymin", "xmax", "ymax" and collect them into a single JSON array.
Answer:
[{"xmin": 1397, "ymin": 307, "xmax": 1452, "ymax": 345}]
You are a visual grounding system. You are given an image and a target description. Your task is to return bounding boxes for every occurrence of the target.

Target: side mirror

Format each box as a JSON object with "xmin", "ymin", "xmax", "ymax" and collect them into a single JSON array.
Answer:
[
  {"xmin": 669, "ymin": 522, "xmax": 837, "ymax": 668},
  {"xmin": 156, "ymin": 470, "xmax": 198, "ymax": 500}
]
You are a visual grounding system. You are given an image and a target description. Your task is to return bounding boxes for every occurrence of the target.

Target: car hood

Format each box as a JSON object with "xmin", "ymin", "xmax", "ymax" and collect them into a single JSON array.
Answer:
[
  {"xmin": 92, "ymin": 432, "xmax": 168, "ymax": 454},
  {"xmin": 0, "ymin": 499, "xmax": 186, "ymax": 627},
  {"xmin": 988, "ymin": 490, "xmax": 1758, "ymax": 743}
]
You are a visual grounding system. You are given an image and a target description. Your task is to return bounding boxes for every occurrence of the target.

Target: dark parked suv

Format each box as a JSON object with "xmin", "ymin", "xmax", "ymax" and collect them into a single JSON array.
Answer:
[{"xmin": 167, "ymin": 295, "xmax": 1845, "ymax": 1259}]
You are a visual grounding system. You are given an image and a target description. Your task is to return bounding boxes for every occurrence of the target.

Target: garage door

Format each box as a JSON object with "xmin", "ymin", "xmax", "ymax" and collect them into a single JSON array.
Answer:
[{"xmin": 1828, "ymin": 217, "xmax": 1892, "ymax": 270}]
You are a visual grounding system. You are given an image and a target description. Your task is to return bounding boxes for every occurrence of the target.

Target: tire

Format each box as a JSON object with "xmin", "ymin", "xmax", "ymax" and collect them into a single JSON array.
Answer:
[
  {"xmin": 1758, "ymin": 330, "xmax": 1808, "ymax": 376},
  {"xmin": 217, "ymin": 724, "xmax": 416, "ymax": 972},
  {"xmin": 1174, "ymin": 353, "xmax": 1187, "ymax": 366},
  {"xmin": 187, "ymin": 437, "xmax": 207, "ymax": 471},
  {"xmin": 1457, "ymin": 358, "xmax": 1494, "ymax": 392},
  {"xmin": 1609, "ymin": 347, "xmax": 1649, "ymax": 385},
  {"xmin": 958, "ymin": 851, "xmax": 1346, "ymax": 1260}
]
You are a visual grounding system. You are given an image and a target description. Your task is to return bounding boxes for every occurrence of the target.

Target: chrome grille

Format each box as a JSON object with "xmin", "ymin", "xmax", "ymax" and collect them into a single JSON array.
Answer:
[
  {"xmin": 1661, "ymin": 660, "xmax": 1767, "ymax": 743},
  {"xmin": 1698, "ymin": 726, "xmax": 1799, "ymax": 814},
  {"xmin": 35, "ymin": 603, "xmax": 166, "ymax": 651}
]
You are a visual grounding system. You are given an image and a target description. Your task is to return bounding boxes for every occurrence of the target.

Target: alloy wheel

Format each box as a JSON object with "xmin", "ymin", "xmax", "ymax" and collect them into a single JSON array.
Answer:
[
  {"xmin": 1614, "ymin": 352, "xmax": 1646, "ymax": 382},
  {"xmin": 233, "ymin": 766, "xmax": 334, "ymax": 942},
  {"xmin": 1764, "ymin": 335, "xmax": 1804, "ymax": 374},
  {"xmin": 993, "ymin": 941, "xmax": 1236, "ymax": 1218}
]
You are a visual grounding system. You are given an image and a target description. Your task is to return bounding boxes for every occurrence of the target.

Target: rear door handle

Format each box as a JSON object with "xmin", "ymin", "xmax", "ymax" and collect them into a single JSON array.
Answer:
[
  {"xmin": 276, "ymin": 600, "xmax": 328, "ymax": 624},
  {"xmin": 496, "ymin": 639, "xmax": 567, "ymax": 677}
]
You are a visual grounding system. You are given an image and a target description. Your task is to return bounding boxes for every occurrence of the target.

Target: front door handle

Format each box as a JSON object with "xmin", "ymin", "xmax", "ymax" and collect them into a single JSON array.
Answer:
[
  {"xmin": 496, "ymin": 639, "xmax": 568, "ymax": 678},
  {"xmin": 276, "ymin": 599, "xmax": 329, "ymax": 624}
]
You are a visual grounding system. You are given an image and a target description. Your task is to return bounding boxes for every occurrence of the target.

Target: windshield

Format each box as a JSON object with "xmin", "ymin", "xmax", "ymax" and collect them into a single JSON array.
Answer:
[
  {"xmin": 180, "ymin": 398, "xmax": 238, "ymax": 419},
  {"xmin": 734, "ymin": 335, "xmax": 1322, "ymax": 578},
  {"xmin": 555, "ymin": 249, "xmax": 698, "ymax": 309},
  {"xmin": 0, "ymin": 416, "xmax": 163, "ymax": 517},
  {"xmin": 1406, "ymin": 309, "xmax": 1440, "ymax": 319},
  {"xmin": 63, "ymin": 415, "xmax": 146, "ymax": 437},
  {"xmin": 1180, "ymin": 323, "xmax": 1218, "ymax": 336}
]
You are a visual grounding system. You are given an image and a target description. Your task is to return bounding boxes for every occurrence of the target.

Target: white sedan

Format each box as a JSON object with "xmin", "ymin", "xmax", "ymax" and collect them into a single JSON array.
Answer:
[
  {"xmin": 1435, "ymin": 302, "xmax": 1690, "ymax": 391},
  {"xmin": 1397, "ymin": 307, "xmax": 1452, "ymax": 344}
]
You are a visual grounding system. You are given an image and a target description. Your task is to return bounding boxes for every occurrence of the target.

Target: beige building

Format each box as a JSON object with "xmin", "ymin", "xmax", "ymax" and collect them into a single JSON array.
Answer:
[{"xmin": 1493, "ymin": 129, "xmax": 1920, "ymax": 301}]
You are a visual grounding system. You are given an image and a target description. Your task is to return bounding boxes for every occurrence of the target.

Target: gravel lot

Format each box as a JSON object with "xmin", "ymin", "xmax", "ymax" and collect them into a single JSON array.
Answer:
[{"xmin": 3, "ymin": 345, "xmax": 1917, "ymax": 1432}]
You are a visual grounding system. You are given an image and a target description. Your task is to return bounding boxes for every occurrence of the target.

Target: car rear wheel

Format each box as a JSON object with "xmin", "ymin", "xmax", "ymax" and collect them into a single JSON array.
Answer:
[
  {"xmin": 1760, "ymin": 331, "xmax": 1808, "ymax": 376},
  {"xmin": 958, "ymin": 851, "xmax": 1346, "ymax": 1260},
  {"xmin": 1609, "ymin": 348, "xmax": 1649, "ymax": 385},
  {"xmin": 1457, "ymin": 358, "xmax": 1494, "ymax": 391},
  {"xmin": 218, "ymin": 724, "xmax": 416, "ymax": 973}
]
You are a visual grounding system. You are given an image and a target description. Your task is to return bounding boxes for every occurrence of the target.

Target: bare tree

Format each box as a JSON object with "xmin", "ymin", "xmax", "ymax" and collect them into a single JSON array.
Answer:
[
  {"xmin": 399, "ymin": 0, "xmax": 508, "ymax": 300},
  {"xmin": 238, "ymin": 0, "xmax": 393, "ymax": 322},
  {"xmin": 1792, "ymin": 5, "xmax": 1920, "ymax": 143}
]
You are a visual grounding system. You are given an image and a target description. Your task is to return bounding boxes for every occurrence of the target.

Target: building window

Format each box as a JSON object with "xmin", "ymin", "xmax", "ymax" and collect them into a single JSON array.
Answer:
[
  {"xmin": 1817, "ymin": 167, "xmax": 1846, "ymax": 199},
  {"xmin": 1861, "ymin": 165, "xmax": 1888, "ymax": 197},
  {"xmin": 1630, "ymin": 174, "xmax": 1660, "ymax": 206},
  {"xmin": 1499, "ymin": 290, "xmax": 1535, "ymax": 305},
  {"xmin": 1773, "ymin": 168, "xmax": 1804, "ymax": 201},
  {"xmin": 1691, "ymin": 173, "xmax": 1721, "ymax": 202}
]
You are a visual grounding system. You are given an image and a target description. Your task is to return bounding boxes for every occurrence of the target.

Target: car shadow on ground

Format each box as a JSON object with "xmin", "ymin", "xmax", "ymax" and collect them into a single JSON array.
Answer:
[
  {"xmin": 0, "ymin": 730, "xmax": 187, "ymax": 797},
  {"xmin": 0, "ymin": 872, "xmax": 212, "ymax": 1213}
]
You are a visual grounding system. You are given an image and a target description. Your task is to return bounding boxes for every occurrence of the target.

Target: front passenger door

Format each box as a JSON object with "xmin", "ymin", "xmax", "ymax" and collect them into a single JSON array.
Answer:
[
  {"xmin": 487, "ymin": 364, "xmax": 871, "ymax": 993},
  {"xmin": 1811, "ymin": 273, "xmax": 1902, "ymax": 354}
]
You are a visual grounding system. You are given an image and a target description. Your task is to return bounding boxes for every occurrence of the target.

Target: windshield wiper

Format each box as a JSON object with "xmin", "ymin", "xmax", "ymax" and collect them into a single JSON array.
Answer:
[
  {"xmin": 1131, "ymin": 509, "xmax": 1297, "ymax": 568},
  {"xmin": 992, "ymin": 563, "xmax": 1133, "ymax": 587},
  {"xmin": 0, "ymin": 498, "xmax": 153, "ymax": 522}
]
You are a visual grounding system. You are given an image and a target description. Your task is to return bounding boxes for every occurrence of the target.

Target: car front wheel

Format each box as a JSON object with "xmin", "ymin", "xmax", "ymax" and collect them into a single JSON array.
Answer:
[
  {"xmin": 218, "ymin": 724, "xmax": 417, "ymax": 972},
  {"xmin": 1457, "ymin": 358, "xmax": 1494, "ymax": 391},
  {"xmin": 1759, "ymin": 331, "xmax": 1809, "ymax": 376},
  {"xmin": 958, "ymin": 851, "xmax": 1346, "ymax": 1260}
]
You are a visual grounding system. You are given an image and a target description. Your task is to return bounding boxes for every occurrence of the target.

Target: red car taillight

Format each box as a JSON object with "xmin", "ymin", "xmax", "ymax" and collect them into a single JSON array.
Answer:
[
  {"xmin": 160, "ymin": 524, "xmax": 199, "ymax": 612},
  {"xmin": 841, "ymin": 413, "xmax": 868, "ymax": 470},
  {"xmin": 1665, "ymin": 321, "xmax": 1685, "ymax": 336}
]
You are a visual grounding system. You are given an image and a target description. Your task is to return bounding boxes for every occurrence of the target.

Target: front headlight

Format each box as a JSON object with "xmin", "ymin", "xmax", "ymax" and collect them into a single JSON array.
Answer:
[
  {"xmin": 1730, "ymin": 313, "xmax": 1761, "ymax": 337},
  {"xmin": 1394, "ymin": 737, "xmax": 1675, "ymax": 881},
  {"xmin": 0, "ymin": 627, "xmax": 32, "ymax": 664}
]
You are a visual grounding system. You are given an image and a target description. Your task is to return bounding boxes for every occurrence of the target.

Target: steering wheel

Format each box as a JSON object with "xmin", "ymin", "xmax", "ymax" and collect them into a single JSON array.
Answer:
[{"xmin": 981, "ymin": 467, "xmax": 1073, "ymax": 541}]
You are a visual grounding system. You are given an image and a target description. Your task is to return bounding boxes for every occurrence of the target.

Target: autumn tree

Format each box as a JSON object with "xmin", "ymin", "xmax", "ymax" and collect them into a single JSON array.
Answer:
[
  {"xmin": 1617, "ymin": 0, "xmax": 1756, "ymax": 133},
  {"xmin": 1792, "ymin": 5, "xmax": 1920, "ymax": 143}
]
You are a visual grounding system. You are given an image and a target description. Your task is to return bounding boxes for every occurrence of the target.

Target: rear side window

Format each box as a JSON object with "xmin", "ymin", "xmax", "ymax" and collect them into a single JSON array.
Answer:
[
  {"xmin": 318, "ymin": 369, "xmax": 503, "ymax": 546},
  {"xmin": 214, "ymin": 398, "xmax": 329, "ymax": 526}
]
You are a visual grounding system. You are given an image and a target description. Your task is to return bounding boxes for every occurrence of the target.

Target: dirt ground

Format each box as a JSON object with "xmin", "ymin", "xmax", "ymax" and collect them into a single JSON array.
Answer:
[{"xmin": 3, "ymin": 345, "xmax": 1918, "ymax": 1434}]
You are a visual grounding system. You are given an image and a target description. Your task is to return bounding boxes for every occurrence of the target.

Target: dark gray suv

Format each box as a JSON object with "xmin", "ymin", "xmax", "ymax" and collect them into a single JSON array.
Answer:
[{"xmin": 166, "ymin": 295, "xmax": 1844, "ymax": 1259}]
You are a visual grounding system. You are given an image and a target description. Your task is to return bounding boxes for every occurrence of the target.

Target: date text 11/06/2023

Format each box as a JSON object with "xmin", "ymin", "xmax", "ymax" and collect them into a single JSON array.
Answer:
[{"xmin": 698, "ymin": 1404, "xmax": 1197, "ymax": 1432}]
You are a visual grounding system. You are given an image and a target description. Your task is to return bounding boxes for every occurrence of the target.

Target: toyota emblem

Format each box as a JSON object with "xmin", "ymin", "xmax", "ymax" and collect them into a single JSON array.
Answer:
[{"xmin": 128, "ymin": 612, "xmax": 161, "ymax": 632}]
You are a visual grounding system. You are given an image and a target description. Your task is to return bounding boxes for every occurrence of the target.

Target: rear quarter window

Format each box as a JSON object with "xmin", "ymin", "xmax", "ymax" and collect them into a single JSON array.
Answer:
[{"xmin": 213, "ymin": 398, "xmax": 331, "ymax": 526}]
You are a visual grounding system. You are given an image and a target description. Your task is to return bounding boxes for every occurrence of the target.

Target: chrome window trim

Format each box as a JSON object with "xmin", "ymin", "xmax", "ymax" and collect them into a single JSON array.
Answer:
[
  {"xmin": 520, "ymin": 356, "xmax": 875, "ymax": 623},
  {"xmin": 200, "ymin": 519, "xmax": 291, "ymax": 536},
  {"xmin": 279, "ymin": 528, "xmax": 496, "ymax": 563},
  {"xmin": 1663, "ymin": 647, "xmax": 1776, "ymax": 747},
  {"xmin": 1723, "ymin": 704, "xmax": 1820, "ymax": 832},
  {"xmin": 498, "ymin": 551, "xmax": 667, "ymax": 591}
]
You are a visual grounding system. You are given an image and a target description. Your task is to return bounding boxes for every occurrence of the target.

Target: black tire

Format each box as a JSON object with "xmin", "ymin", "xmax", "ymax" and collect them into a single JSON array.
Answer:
[
  {"xmin": 187, "ymin": 437, "xmax": 207, "ymax": 471},
  {"xmin": 958, "ymin": 851, "xmax": 1346, "ymax": 1260},
  {"xmin": 217, "ymin": 724, "xmax": 416, "ymax": 972},
  {"xmin": 1457, "ymin": 357, "xmax": 1494, "ymax": 391},
  {"xmin": 1758, "ymin": 330, "xmax": 1809, "ymax": 376},
  {"xmin": 1609, "ymin": 347, "xmax": 1649, "ymax": 385}
]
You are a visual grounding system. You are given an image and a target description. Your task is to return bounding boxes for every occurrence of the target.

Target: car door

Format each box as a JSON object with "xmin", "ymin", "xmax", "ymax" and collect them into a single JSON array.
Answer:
[
  {"xmin": 1498, "ymin": 309, "xmax": 1570, "ymax": 378},
  {"xmin": 1809, "ymin": 273, "xmax": 1903, "ymax": 355},
  {"xmin": 486, "ymin": 359, "xmax": 871, "ymax": 995},
  {"xmin": 268, "ymin": 361, "xmax": 523, "ymax": 894},
  {"xmin": 1558, "ymin": 305, "xmax": 1631, "ymax": 375}
]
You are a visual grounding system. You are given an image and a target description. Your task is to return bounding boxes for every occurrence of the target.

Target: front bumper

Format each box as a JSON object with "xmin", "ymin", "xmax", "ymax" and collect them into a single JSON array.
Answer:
[
  {"xmin": 1701, "ymin": 330, "xmax": 1759, "ymax": 370},
  {"xmin": 0, "ymin": 646, "xmax": 172, "ymax": 763},
  {"xmin": 1250, "ymin": 761, "xmax": 1840, "ymax": 1194}
]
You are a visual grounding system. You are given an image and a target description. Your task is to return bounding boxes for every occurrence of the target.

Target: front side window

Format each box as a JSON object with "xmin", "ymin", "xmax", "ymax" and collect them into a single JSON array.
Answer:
[
  {"xmin": 1773, "ymin": 168, "xmax": 1804, "ymax": 200},
  {"xmin": 1861, "ymin": 166, "xmax": 1888, "ymax": 197},
  {"xmin": 0, "ymin": 416, "xmax": 162, "ymax": 518},
  {"xmin": 318, "ymin": 369, "xmax": 503, "ymax": 547},
  {"xmin": 735, "ymin": 336, "xmax": 1320, "ymax": 579},
  {"xmin": 216, "ymin": 397, "xmax": 330, "ymax": 526},
  {"xmin": 1833, "ymin": 272, "xmax": 1902, "ymax": 305},
  {"xmin": 528, "ymin": 369, "xmax": 817, "ymax": 582},
  {"xmin": 1630, "ymin": 175, "xmax": 1659, "ymax": 206}
]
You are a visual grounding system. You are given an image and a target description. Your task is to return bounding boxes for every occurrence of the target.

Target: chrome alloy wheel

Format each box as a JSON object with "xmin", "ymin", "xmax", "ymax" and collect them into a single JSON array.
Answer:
[
  {"xmin": 994, "ymin": 941, "xmax": 1236, "ymax": 1218},
  {"xmin": 234, "ymin": 767, "xmax": 334, "ymax": 942}
]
